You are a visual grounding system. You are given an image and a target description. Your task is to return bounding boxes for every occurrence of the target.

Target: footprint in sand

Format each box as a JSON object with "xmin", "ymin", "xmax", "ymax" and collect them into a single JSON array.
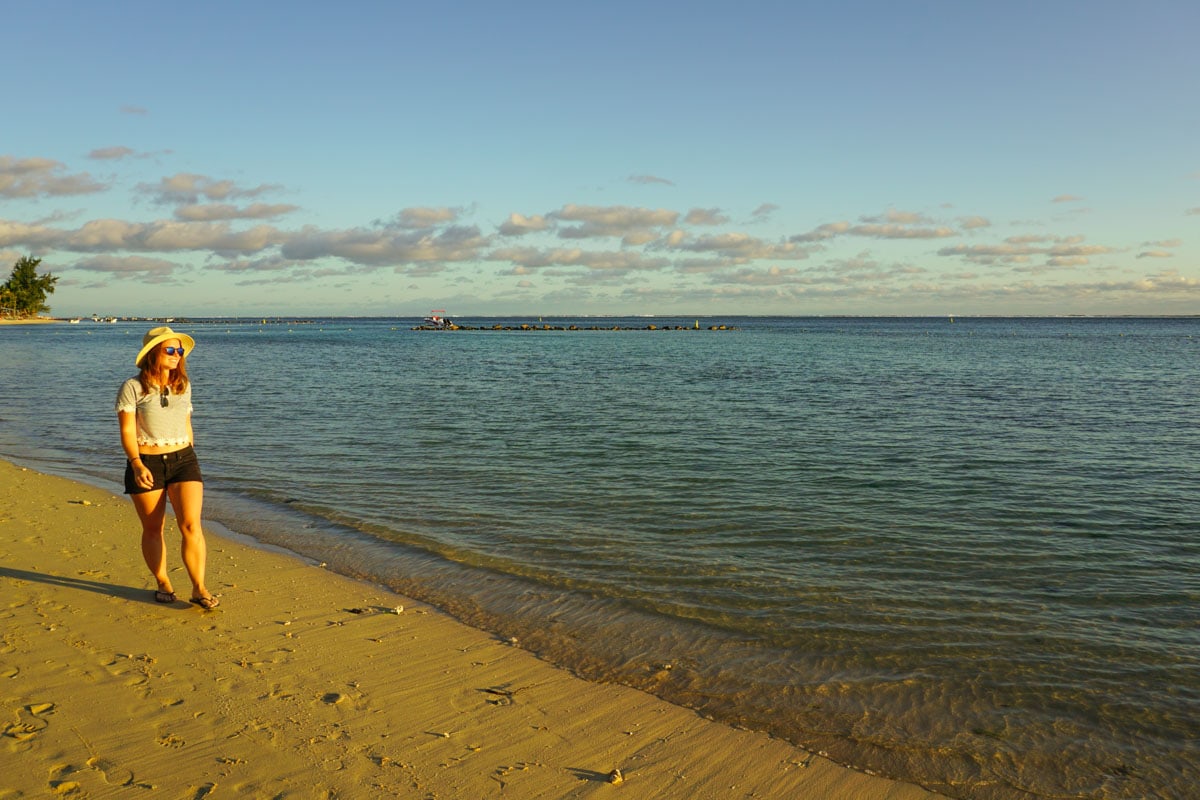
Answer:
[
  {"xmin": 47, "ymin": 763, "xmax": 85, "ymax": 795},
  {"xmin": 3, "ymin": 720, "xmax": 45, "ymax": 742},
  {"xmin": 123, "ymin": 674, "xmax": 150, "ymax": 689},
  {"xmin": 3, "ymin": 703, "xmax": 54, "ymax": 742},
  {"xmin": 87, "ymin": 756, "xmax": 135, "ymax": 787},
  {"xmin": 157, "ymin": 733, "xmax": 185, "ymax": 748}
]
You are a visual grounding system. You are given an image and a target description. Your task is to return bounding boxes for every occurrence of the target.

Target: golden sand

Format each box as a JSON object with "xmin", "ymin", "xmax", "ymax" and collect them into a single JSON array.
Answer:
[{"xmin": 0, "ymin": 459, "xmax": 944, "ymax": 798}]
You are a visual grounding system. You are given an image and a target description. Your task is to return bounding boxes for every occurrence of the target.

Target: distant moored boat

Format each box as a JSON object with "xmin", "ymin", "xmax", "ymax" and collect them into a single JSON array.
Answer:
[{"xmin": 423, "ymin": 309, "xmax": 453, "ymax": 328}]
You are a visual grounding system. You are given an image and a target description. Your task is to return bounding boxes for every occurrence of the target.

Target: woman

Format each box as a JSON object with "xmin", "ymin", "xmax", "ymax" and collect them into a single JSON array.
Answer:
[{"xmin": 116, "ymin": 326, "xmax": 219, "ymax": 609}]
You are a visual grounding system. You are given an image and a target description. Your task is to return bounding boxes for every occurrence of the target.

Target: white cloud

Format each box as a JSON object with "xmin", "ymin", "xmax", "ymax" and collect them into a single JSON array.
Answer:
[
  {"xmin": 0, "ymin": 156, "xmax": 108, "ymax": 197},
  {"xmin": 751, "ymin": 203, "xmax": 778, "ymax": 221},
  {"xmin": 1139, "ymin": 270, "xmax": 1200, "ymax": 290},
  {"xmin": 2, "ymin": 210, "xmax": 488, "ymax": 270},
  {"xmin": 390, "ymin": 207, "xmax": 458, "ymax": 229},
  {"xmin": 551, "ymin": 204, "xmax": 679, "ymax": 238},
  {"xmin": 88, "ymin": 146, "xmax": 135, "ymax": 160},
  {"xmin": 0, "ymin": 217, "xmax": 287, "ymax": 255},
  {"xmin": 621, "ymin": 230, "xmax": 660, "ymax": 246},
  {"xmin": 0, "ymin": 220, "xmax": 58, "ymax": 248},
  {"xmin": 210, "ymin": 255, "xmax": 302, "ymax": 273},
  {"xmin": 938, "ymin": 236, "xmax": 1116, "ymax": 267},
  {"xmin": 719, "ymin": 265, "xmax": 803, "ymax": 286},
  {"xmin": 790, "ymin": 221, "xmax": 851, "ymax": 242},
  {"xmin": 826, "ymin": 255, "xmax": 885, "ymax": 274},
  {"xmin": 489, "ymin": 246, "xmax": 670, "ymax": 272},
  {"xmin": 789, "ymin": 216, "xmax": 955, "ymax": 242},
  {"xmin": 140, "ymin": 173, "xmax": 281, "ymax": 205},
  {"xmin": 861, "ymin": 209, "xmax": 933, "ymax": 225},
  {"xmin": 1045, "ymin": 256, "xmax": 1090, "ymax": 268},
  {"xmin": 669, "ymin": 232, "xmax": 811, "ymax": 262},
  {"xmin": 684, "ymin": 208, "xmax": 730, "ymax": 226},
  {"xmin": 280, "ymin": 224, "xmax": 487, "ymax": 266},
  {"xmin": 629, "ymin": 174, "xmax": 674, "ymax": 186},
  {"xmin": 498, "ymin": 213, "xmax": 551, "ymax": 236},
  {"xmin": 1046, "ymin": 242, "xmax": 1115, "ymax": 260},
  {"xmin": 674, "ymin": 256, "xmax": 742, "ymax": 275},
  {"xmin": 1045, "ymin": 270, "xmax": 1200, "ymax": 297},
  {"xmin": 849, "ymin": 223, "xmax": 956, "ymax": 239},
  {"xmin": 71, "ymin": 254, "xmax": 183, "ymax": 282},
  {"xmin": 959, "ymin": 216, "xmax": 991, "ymax": 230},
  {"xmin": 175, "ymin": 203, "xmax": 300, "ymax": 221}
]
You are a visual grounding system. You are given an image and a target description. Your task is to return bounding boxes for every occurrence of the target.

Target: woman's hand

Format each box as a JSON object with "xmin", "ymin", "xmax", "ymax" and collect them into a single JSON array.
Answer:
[{"xmin": 131, "ymin": 459, "xmax": 154, "ymax": 490}]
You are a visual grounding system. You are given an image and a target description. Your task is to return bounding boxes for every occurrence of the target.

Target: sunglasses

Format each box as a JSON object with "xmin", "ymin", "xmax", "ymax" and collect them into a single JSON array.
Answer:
[
  {"xmin": 162, "ymin": 346, "xmax": 186, "ymax": 356},
  {"xmin": 160, "ymin": 386, "xmax": 171, "ymax": 407}
]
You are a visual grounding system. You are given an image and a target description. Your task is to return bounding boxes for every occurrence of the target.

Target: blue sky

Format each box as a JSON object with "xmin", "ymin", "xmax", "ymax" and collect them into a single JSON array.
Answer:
[{"xmin": 3, "ymin": 1, "xmax": 1198, "ymax": 317}]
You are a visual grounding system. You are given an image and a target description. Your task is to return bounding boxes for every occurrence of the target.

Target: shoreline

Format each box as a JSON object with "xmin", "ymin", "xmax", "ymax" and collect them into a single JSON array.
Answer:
[
  {"xmin": 0, "ymin": 458, "xmax": 946, "ymax": 798},
  {"xmin": 0, "ymin": 317, "xmax": 60, "ymax": 325}
]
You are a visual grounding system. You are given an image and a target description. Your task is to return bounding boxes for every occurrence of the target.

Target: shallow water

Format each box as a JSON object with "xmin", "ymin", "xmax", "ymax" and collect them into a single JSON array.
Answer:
[{"xmin": 2, "ymin": 316, "xmax": 1198, "ymax": 799}]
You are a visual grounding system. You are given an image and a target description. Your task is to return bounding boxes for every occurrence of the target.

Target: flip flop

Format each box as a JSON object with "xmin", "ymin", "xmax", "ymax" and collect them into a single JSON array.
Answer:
[
  {"xmin": 190, "ymin": 595, "xmax": 220, "ymax": 610},
  {"xmin": 154, "ymin": 589, "xmax": 177, "ymax": 604}
]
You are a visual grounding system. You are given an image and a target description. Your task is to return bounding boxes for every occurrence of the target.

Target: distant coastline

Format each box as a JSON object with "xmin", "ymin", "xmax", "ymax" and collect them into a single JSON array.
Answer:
[
  {"xmin": 0, "ymin": 316, "xmax": 59, "ymax": 325},
  {"xmin": 14, "ymin": 313, "xmax": 1199, "ymax": 325}
]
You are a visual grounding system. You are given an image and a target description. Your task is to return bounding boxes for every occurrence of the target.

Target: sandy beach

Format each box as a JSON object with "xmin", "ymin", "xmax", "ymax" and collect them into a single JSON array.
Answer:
[{"xmin": 0, "ymin": 458, "xmax": 946, "ymax": 799}]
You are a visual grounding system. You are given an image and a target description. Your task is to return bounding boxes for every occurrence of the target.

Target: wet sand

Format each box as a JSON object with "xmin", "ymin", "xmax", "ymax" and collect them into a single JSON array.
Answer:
[{"xmin": 0, "ymin": 458, "xmax": 945, "ymax": 798}]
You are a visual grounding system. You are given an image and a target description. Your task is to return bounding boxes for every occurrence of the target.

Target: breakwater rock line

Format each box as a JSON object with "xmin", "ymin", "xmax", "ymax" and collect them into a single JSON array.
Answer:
[{"xmin": 412, "ymin": 323, "xmax": 736, "ymax": 332}]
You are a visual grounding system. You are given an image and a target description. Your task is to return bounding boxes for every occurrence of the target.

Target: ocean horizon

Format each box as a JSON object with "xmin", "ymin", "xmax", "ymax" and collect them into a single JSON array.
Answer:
[
  {"xmin": 33, "ymin": 312, "xmax": 1200, "ymax": 322},
  {"xmin": 2, "ymin": 315, "xmax": 1197, "ymax": 800}
]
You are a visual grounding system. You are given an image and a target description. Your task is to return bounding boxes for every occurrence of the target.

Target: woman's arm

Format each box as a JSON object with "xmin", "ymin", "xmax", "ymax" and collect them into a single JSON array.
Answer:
[
  {"xmin": 119, "ymin": 410, "xmax": 153, "ymax": 489},
  {"xmin": 118, "ymin": 410, "xmax": 140, "ymax": 461}
]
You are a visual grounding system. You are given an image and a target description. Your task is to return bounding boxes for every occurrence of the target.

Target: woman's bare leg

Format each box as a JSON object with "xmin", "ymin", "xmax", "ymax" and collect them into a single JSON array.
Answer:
[
  {"xmin": 131, "ymin": 490, "xmax": 172, "ymax": 594},
  {"xmin": 168, "ymin": 481, "xmax": 212, "ymax": 602}
]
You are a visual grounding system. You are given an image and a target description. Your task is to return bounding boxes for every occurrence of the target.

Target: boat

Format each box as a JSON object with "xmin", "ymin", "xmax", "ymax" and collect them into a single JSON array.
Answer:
[{"xmin": 423, "ymin": 309, "xmax": 453, "ymax": 328}]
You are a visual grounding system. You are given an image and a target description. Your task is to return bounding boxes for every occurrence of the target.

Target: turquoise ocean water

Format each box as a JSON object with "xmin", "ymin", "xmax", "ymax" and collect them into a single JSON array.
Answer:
[{"xmin": 1, "ymin": 316, "xmax": 1197, "ymax": 799}]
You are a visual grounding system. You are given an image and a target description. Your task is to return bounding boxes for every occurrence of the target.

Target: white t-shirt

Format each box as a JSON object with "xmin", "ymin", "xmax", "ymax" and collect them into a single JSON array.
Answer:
[{"xmin": 115, "ymin": 378, "xmax": 194, "ymax": 448}]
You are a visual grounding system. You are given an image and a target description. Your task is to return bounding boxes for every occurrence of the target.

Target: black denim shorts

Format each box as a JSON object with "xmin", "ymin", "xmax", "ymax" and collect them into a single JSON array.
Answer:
[{"xmin": 124, "ymin": 446, "xmax": 204, "ymax": 494}]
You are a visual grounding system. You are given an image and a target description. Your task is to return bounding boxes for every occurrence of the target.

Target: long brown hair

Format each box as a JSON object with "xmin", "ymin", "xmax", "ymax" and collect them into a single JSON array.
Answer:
[{"xmin": 137, "ymin": 343, "xmax": 190, "ymax": 396}]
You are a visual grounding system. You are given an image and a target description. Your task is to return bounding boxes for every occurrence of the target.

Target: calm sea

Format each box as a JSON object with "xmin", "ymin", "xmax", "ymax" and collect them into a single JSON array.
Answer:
[{"xmin": 2, "ymin": 316, "xmax": 1197, "ymax": 799}]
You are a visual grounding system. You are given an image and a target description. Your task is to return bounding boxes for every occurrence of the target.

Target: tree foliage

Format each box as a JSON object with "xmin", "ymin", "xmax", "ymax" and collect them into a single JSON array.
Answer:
[{"xmin": 1, "ymin": 256, "xmax": 58, "ymax": 318}]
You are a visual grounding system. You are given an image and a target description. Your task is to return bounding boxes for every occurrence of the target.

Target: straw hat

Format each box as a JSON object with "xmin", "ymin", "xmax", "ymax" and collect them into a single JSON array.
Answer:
[{"xmin": 135, "ymin": 326, "xmax": 196, "ymax": 367}]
